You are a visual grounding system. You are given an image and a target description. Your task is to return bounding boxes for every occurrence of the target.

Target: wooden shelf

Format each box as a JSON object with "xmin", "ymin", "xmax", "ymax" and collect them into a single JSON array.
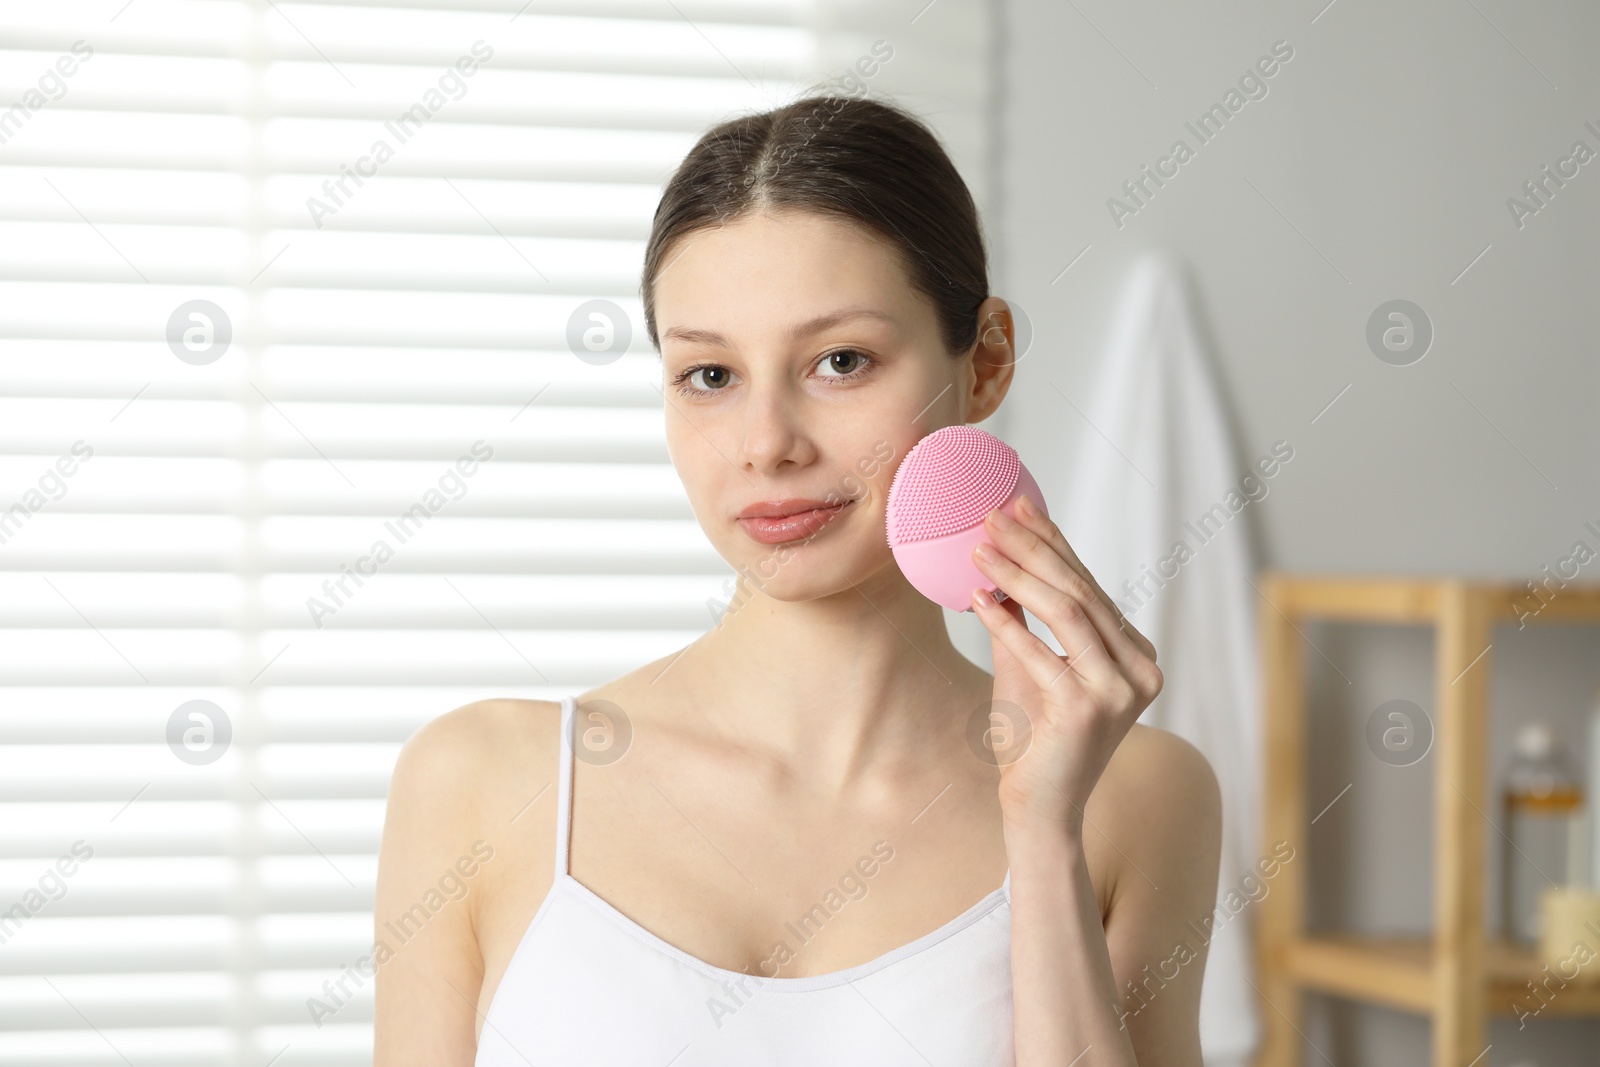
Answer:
[
  {"xmin": 1252, "ymin": 573, "xmax": 1600, "ymax": 1067},
  {"xmin": 1280, "ymin": 934, "xmax": 1600, "ymax": 1018},
  {"xmin": 1261, "ymin": 574, "xmax": 1600, "ymax": 626}
]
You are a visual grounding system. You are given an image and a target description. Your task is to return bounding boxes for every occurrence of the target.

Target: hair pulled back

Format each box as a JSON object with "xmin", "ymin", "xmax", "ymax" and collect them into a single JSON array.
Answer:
[{"xmin": 641, "ymin": 94, "xmax": 989, "ymax": 359}]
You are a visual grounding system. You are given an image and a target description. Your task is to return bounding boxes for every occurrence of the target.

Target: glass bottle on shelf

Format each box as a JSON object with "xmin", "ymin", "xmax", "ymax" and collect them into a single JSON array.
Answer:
[{"xmin": 1500, "ymin": 721, "xmax": 1586, "ymax": 946}]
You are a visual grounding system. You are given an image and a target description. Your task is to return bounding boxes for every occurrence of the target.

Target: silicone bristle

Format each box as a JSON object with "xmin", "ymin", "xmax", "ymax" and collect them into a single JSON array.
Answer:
[{"xmin": 886, "ymin": 426, "xmax": 1020, "ymax": 545}]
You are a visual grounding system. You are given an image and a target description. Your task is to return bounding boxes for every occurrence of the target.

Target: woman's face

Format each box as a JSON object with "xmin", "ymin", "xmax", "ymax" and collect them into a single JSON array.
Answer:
[{"xmin": 652, "ymin": 208, "xmax": 1009, "ymax": 603}]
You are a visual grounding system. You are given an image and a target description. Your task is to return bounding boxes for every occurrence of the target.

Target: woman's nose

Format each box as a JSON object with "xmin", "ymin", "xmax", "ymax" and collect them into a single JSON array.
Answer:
[{"xmin": 737, "ymin": 384, "xmax": 813, "ymax": 473}]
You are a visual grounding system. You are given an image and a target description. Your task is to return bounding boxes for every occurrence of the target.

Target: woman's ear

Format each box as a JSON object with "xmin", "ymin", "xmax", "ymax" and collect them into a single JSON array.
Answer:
[{"xmin": 963, "ymin": 296, "xmax": 1018, "ymax": 424}]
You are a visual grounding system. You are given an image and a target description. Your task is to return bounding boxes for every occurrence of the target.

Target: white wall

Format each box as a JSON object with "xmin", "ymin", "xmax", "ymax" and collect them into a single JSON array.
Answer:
[{"xmin": 996, "ymin": 0, "xmax": 1600, "ymax": 1062}]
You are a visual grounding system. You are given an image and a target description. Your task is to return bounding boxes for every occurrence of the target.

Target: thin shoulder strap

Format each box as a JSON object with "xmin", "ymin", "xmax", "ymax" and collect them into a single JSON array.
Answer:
[{"xmin": 554, "ymin": 695, "xmax": 576, "ymax": 876}]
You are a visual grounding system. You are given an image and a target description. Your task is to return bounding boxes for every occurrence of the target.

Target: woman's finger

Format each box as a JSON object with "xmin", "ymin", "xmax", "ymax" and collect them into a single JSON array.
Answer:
[
  {"xmin": 972, "ymin": 537, "xmax": 1118, "ymax": 691},
  {"xmin": 979, "ymin": 510, "xmax": 1147, "ymax": 691},
  {"xmin": 970, "ymin": 584, "xmax": 1092, "ymax": 700},
  {"xmin": 1002, "ymin": 499, "xmax": 1163, "ymax": 702},
  {"xmin": 982, "ymin": 511, "xmax": 1135, "ymax": 665},
  {"xmin": 1014, "ymin": 495, "xmax": 1158, "ymax": 665}
]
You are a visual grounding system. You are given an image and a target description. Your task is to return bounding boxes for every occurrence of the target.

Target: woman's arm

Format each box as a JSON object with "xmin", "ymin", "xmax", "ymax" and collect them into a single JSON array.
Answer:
[
  {"xmin": 1101, "ymin": 728, "xmax": 1222, "ymax": 1065},
  {"xmin": 969, "ymin": 494, "xmax": 1219, "ymax": 1065},
  {"xmin": 1006, "ymin": 728, "xmax": 1220, "ymax": 1066},
  {"xmin": 1005, "ymin": 816, "xmax": 1133, "ymax": 1065},
  {"xmin": 372, "ymin": 705, "xmax": 497, "ymax": 1066}
]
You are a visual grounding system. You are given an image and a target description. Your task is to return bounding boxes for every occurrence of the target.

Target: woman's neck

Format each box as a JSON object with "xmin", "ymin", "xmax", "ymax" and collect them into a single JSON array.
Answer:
[{"xmin": 661, "ymin": 569, "xmax": 993, "ymax": 794}]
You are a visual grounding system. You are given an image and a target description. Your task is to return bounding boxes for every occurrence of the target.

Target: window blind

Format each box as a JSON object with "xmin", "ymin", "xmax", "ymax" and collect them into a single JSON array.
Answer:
[{"xmin": 0, "ymin": 1, "xmax": 992, "ymax": 1064}]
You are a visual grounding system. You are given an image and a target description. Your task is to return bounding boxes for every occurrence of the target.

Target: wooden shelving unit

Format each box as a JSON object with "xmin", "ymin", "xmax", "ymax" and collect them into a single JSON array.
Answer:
[{"xmin": 1253, "ymin": 573, "xmax": 1600, "ymax": 1067}]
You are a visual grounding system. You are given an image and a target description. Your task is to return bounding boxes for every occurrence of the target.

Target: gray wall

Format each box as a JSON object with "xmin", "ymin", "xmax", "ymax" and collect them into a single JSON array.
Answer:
[{"xmin": 996, "ymin": 0, "xmax": 1600, "ymax": 1063}]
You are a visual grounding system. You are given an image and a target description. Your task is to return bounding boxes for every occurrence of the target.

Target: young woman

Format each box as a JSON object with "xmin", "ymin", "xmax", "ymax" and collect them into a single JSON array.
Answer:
[{"xmin": 373, "ymin": 94, "xmax": 1221, "ymax": 1066}]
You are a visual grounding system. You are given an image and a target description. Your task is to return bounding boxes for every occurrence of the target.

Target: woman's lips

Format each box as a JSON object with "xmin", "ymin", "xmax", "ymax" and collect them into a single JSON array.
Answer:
[{"xmin": 737, "ymin": 501, "xmax": 851, "ymax": 544}]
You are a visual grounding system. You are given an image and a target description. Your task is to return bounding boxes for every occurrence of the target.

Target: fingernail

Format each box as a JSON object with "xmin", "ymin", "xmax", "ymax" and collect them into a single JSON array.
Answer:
[
  {"xmin": 988, "ymin": 507, "xmax": 1013, "ymax": 530},
  {"xmin": 972, "ymin": 588, "xmax": 993, "ymax": 610},
  {"xmin": 1016, "ymin": 494, "xmax": 1036, "ymax": 517},
  {"xmin": 975, "ymin": 541, "xmax": 999, "ymax": 562}
]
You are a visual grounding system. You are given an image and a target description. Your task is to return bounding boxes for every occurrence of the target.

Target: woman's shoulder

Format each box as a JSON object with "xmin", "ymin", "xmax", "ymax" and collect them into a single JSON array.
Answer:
[
  {"xmin": 374, "ymin": 699, "xmax": 568, "ymax": 1053},
  {"xmin": 399, "ymin": 696, "xmax": 565, "ymax": 765},
  {"xmin": 1097, "ymin": 722, "xmax": 1219, "ymax": 830},
  {"xmin": 1090, "ymin": 722, "xmax": 1222, "ymax": 906},
  {"xmin": 387, "ymin": 697, "xmax": 565, "ymax": 818}
]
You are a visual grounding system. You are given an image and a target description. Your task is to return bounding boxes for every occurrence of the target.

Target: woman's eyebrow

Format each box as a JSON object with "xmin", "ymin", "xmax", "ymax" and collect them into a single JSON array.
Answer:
[
  {"xmin": 785, "ymin": 306, "xmax": 895, "ymax": 341},
  {"xmin": 661, "ymin": 307, "xmax": 895, "ymax": 348}
]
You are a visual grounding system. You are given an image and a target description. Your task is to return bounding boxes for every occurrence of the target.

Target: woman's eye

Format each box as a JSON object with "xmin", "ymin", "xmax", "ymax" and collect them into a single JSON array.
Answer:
[
  {"xmin": 817, "ymin": 349, "xmax": 868, "ymax": 377},
  {"xmin": 684, "ymin": 365, "xmax": 732, "ymax": 391}
]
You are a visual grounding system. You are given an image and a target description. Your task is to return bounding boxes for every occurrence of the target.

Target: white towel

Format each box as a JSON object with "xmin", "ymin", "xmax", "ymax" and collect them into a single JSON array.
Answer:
[{"xmin": 1051, "ymin": 250, "xmax": 1264, "ymax": 1066}]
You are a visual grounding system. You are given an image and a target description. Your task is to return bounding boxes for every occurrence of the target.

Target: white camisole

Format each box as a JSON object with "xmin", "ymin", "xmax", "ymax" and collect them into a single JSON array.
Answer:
[{"xmin": 474, "ymin": 694, "xmax": 1016, "ymax": 1066}]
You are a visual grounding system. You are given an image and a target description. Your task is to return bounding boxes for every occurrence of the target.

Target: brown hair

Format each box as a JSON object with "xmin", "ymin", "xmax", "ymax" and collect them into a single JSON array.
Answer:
[{"xmin": 640, "ymin": 93, "xmax": 989, "ymax": 358}]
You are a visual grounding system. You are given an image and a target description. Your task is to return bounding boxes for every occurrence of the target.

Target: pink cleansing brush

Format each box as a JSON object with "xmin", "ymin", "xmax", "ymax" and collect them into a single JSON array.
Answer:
[{"xmin": 885, "ymin": 425, "xmax": 1049, "ymax": 613}]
